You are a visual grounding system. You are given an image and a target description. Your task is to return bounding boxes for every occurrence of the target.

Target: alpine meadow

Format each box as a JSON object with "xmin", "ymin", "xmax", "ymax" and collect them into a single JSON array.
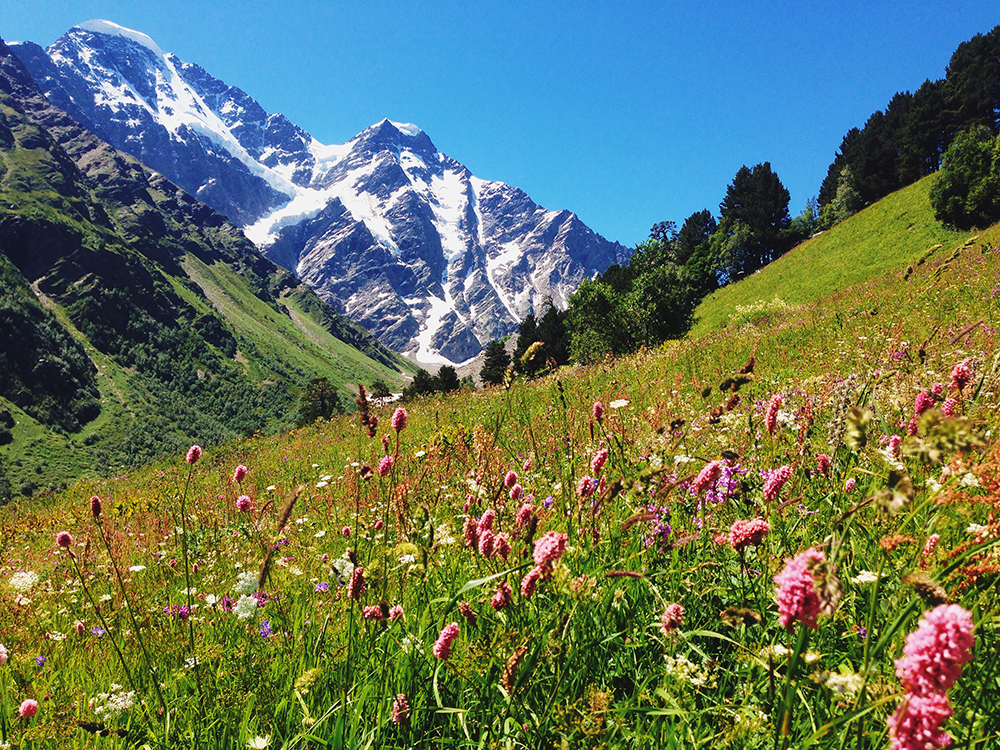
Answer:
[{"xmin": 2, "ymin": 15, "xmax": 1000, "ymax": 750}]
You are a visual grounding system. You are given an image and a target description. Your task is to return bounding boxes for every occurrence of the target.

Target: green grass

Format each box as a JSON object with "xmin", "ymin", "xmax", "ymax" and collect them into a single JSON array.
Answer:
[{"xmin": 2, "ymin": 187, "xmax": 1000, "ymax": 747}]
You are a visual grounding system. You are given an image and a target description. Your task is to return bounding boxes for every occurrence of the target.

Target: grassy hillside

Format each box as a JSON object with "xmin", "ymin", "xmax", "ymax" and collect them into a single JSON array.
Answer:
[
  {"xmin": 1, "ymin": 167, "xmax": 998, "ymax": 748},
  {"xmin": 691, "ymin": 174, "xmax": 974, "ymax": 335}
]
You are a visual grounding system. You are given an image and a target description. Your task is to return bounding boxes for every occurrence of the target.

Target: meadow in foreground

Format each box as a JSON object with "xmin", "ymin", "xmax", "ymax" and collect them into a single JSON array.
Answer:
[{"xmin": 2, "ymin": 235, "xmax": 1000, "ymax": 749}]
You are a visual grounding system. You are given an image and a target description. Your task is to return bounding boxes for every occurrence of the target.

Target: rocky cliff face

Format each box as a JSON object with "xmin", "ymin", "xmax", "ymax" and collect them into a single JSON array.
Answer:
[{"xmin": 14, "ymin": 21, "xmax": 632, "ymax": 364}]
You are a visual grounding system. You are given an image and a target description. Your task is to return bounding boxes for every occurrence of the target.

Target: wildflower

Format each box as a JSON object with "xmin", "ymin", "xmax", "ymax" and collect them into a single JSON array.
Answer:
[
  {"xmin": 941, "ymin": 397, "xmax": 957, "ymax": 417},
  {"xmin": 844, "ymin": 477, "xmax": 856, "ymax": 493},
  {"xmin": 35, "ymin": 655, "xmax": 45, "ymax": 667},
  {"xmin": 0, "ymin": 643, "xmax": 8, "ymax": 664},
  {"xmin": 660, "ymin": 603, "xmax": 685, "ymax": 634},
  {"xmin": 389, "ymin": 605, "xmax": 404, "ymax": 621},
  {"xmin": 391, "ymin": 693, "xmax": 410, "ymax": 724},
  {"xmin": 363, "ymin": 605, "xmax": 384, "ymax": 621},
  {"xmin": 56, "ymin": 531, "xmax": 73, "ymax": 548},
  {"xmin": 458, "ymin": 600, "xmax": 477, "ymax": 626},
  {"xmin": 692, "ymin": 460, "xmax": 722, "ymax": 494},
  {"xmin": 591, "ymin": 448, "xmax": 609, "ymax": 476},
  {"xmin": 592, "ymin": 401, "xmax": 604, "ymax": 422},
  {"xmin": 378, "ymin": 455, "xmax": 394, "ymax": 477},
  {"xmin": 259, "ymin": 620, "xmax": 272, "ymax": 638},
  {"xmin": 815, "ymin": 453, "xmax": 831, "ymax": 475},
  {"xmin": 234, "ymin": 570, "xmax": 258, "ymax": 596},
  {"xmin": 235, "ymin": 495, "xmax": 254, "ymax": 513},
  {"xmin": 577, "ymin": 475, "xmax": 597, "ymax": 498},
  {"xmin": 765, "ymin": 394, "xmax": 783, "ymax": 434},
  {"xmin": 91, "ymin": 626, "xmax": 106, "ymax": 637},
  {"xmin": 341, "ymin": 525, "xmax": 351, "ymax": 536},
  {"xmin": 246, "ymin": 737, "xmax": 271, "ymax": 749},
  {"xmin": 609, "ymin": 399, "xmax": 629, "ymax": 409},
  {"xmin": 763, "ymin": 465, "xmax": 792, "ymax": 502},
  {"xmin": 348, "ymin": 567, "xmax": 366, "ymax": 601},
  {"xmin": 19, "ymin": 698, "xmax": 38, "ymax": 718},
  {"xmin": 850, "ymin": 571, "xmax": 879, "ymax": 585},
  {"xmin": 478, "ymin": 529, "xmax": 495, "ymax": 558},
  {"xmin": 516, "ymin": 503, "xmax": 533, "ymax": 526},
  {"xmin": 463, "ymin": 516, "xmax": 480, "ymax": 549},
  {"xmin": 433, "ymin": 622, "xmax": 460, "ymax": 660},
  {"xmin": 522, "ymin": 457, "xmax": 532, "ymax": 471},
  {"xmin": 233, "ymin": 595, "xmax": 258, "ymax": 620},
  {"xmin": 520, "ymin": 566, "xmax": 542, "ymax": 598},
  {"xmin": 491, "ymin": 581, "xmax": 513, "ymax": 610},
  {"xmin": 391, "ymin": 406, "xmax": 408, "ymax": 433},
  {"xmin": 233, "ymin": 464, "xmax": 248, "ymax": 483},
  {"xmin": 774, "ymin": 547, "xmax": 825, "ymax": 630},
  {"xmin": 921, "ymin": 534, "xmax": 940, "ymax": 560},
  {"xmin": 495, "ymin": 532, "xmax": 512, "ymax": 560},
  {"xmin": 478, "ymin": 509, "xmax": 496, "ymax": 534},
  {"xmin": 895, "ymin": 604, "xmax": 974, "ymax": 696},
  {"xmin": 314, "ymin": 582, "xmax": 329, "ymax": 592},
  {"xmin": 886, "ymin": 691, "xmax": 953, "ymax": 750},
  {"xmin": 509, "ymin": 483, "xmax": 523, "ymax": 501},
  {"xmin": 729, "ymin": 518, "xmax": 770, "ymax": 552},
  {"xmin": 949, "ymin": 358, "xmax": 973, "ymax": 392},
  {"xmin": 186, "ymin": 445, "xmax": 202, "ymax": 464},
  {"xmin": 504, "ymin": 470, "xmax": 518, "ymax": 488},
  {"xmin": 914, "ymin": 390, "xmax": 934, "ymax": 416},
  {"xmin": 533, "ymin": 531, "xmax": 568, "ymax": 572},
  {"xmin": 90, "ymin": 495, "xmax": 102, "ymax": 519}
]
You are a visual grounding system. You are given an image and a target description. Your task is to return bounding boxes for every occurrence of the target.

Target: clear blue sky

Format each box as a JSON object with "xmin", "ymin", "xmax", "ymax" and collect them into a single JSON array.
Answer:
[{"xmin": 2, "ymin": 1, "xmax": 997, "ymax": 246}]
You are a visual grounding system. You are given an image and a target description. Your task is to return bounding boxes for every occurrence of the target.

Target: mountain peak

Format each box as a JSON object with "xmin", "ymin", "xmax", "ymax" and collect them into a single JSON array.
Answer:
[{"xmin": 75, "ymin": 19, "xmax": 164, "ymax": 56}]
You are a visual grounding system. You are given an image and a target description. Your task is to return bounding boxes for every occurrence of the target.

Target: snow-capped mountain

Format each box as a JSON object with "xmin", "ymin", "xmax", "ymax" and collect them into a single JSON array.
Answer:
[{"xmin": 13, "ymin": 21, "xmax": 631, "ymax": 364}]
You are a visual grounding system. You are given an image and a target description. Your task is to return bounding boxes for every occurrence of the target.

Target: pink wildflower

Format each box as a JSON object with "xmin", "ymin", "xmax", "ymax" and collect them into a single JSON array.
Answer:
[
  {"xmin": 765, "ymin": 394, "xmax": 783, "ymax": 434},
  {"xmin": 931, "ymin": 382, "xmax": 944, "ymax": 396},
  {"xmin": 510, "ymin": 483, "xmax": 523, "ymax": 502},
  {"xmin": 391, "ymin": 693, "xmax": 410, "ymax": 724},
  {"xmin": 341, "ymin": 526, "xmax": 352, "ymax": 537},
  {"xmin": 577, "ymin": 476, "xmax": 597, "ymax": 498},
  {"xmin": 591, "ymin": 448, "xmax": 609, "ymax": 476},
  {"xmin": 895, "ymin": 604, "xmax": 974, "ymax": 696},
  {"xmin": 495, "ymin": 532, "xmax": 512, "ymax": 560},
  {"xmin": 921, "ymin": 534, "xmax": 940, "ymax": 560},
  {"xmin": 235, "ymin": 495, "xmax": 254, "ymax": 513},
  {"xmin": 763, "ymin": 465, "xmax": 793, "ymax": 502},
  {"xmin": 914, "ymin": 390, "xmax": 934, "ymax": 416},
  {"xmin": 185, "ymin": 445, "xmax": 202, "ymax": 464},
  {"xmin": 347, "ymin": 566, "xmax": 366, "ymax": 601},
  {"xmin": 458, "ymin": 600, "xmax": 477, "ymax": 626},
  {"xmin": 478, "ymin": 529, "xmax": 495, "ymax": 558},
  {"xmin": 774, "ymin": 547, "xmax": 825, "ymax": 630},
  {"xmin": 889, "ymin": 435, "xmax": 902, "ymax": 456},
  {"xmin": 391, "ymin": 406, "xmax": 408, "ymax": 433},
  {"xmin": 378, "ymin": 455, "xmax": 394, "ymax": 477},
  {"xmin": 815, "ymin": 453, "xmax": 831, "ymax": 476},
  {"xmin": 592, "ymin": 401, "xmax": 604, "ymax": 422},
  {"xmin": 844, "ymin": 477, "xmax": 856, "ymax": 493},
  {"xmin": 522, "ymin": 457, "xmax": 532, "ymax": 472},
  {"xmin": 363, "ymin": 605, "xmax": 384, "ymax": 620},
  {"xmin": 432, "ymin": 622, "xmax": 460, "ymax": 660},
  {"xmin": 533, "ymin": 531, "xmax": 568, "ymax": 572},
  {"xmin": 389, "ymin": 605, "xmax": 404, "ymax": 622},
  {"xmin": 19, "ymin": 698, "xmax": 38, "ymax": 718},
  {"xmin": 75, "ymin": 621, "xmax": 85, "ymax": 636},
  {"xmin": 516, "ymin": 503, "xmax": 533, "ymax": 526},
  {"xmin": 729, "ymin": 518, "xmax": 770, "ymax": 552},
  {"xmin": 887, "ymin": 691, "xmax": 954, "ymax": 750},
  {"xmin": 520, "ymin": 566, "xmax": 542, "ymax": 598},
  {"xmin": 477, "ymin": 509, "xmax": 496, "ymax": 534},
  {"xmin": 491, "ymin": 581, "xmax": 513, "ymax": 610},
  {"xmin": 660, "ymin": 603, "xmax": 685, "ymax": 634},
  {"xmin": 949, "ymin": 358, "xmax": 973, "ymax": 392},
  {"xmin": 374, "ymin": 519, "xmax": 383, "ymax": 531},
  {"xmin": 233, "ymin": 464, "xmax": 248, "ymax": 483},
  {"xmin": 692, "ymin": 460, "xmax": 722, "ymax": 494},
  {"xmin": 504, "ymin": 470, "xmax": 518, "ymax": 488},
  {"xmin": 89, "ymin": 495, "xmax": 102, "ymax": 519},
  {"xmin": 56, "ymin": 531, "xmax": 72, "ymax": 548},
  {"xmin": 942, "ymin": 397, "xmax": 957, "ymax": 417},
  {"xmin": 907, "ymin": 417, "xmax": 919, "ymax": 436},
  {"xmin": 463, "ymin": 516, "xmax": 479, "ymax": 549}
]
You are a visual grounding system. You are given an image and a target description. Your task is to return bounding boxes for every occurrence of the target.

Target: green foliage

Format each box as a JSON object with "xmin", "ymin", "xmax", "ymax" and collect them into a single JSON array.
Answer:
[
  {"xmin": 930, "ymin": 126, "xmax": 1000, "ymax": 229},
  {"xmin": 370, "ymin": 379, "xmax": 392, "ymax": 399},
  {"xmin": 479, "ymin": 339, "xmax": 511, "ymax": 386},
  {"xmin": 296, "ymin": 377, "xmax": 346, "ymax": 426},
  {"xmin": 716, "ymin": 162, "xmax": 792, "ymax": 279}
]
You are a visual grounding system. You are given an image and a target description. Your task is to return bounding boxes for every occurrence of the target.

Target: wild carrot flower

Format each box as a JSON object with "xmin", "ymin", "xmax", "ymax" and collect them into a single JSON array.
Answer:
[
  {"xmin": 949, "ymin": 358, "xmax": 973, "ymax": 392},
  {"xmin": 433, "ymin": 622, "xmax": 460, "ymax": 660},
  {"xmin": 491, "ymin": 581, "xmax": 513, "ymax": 610},
  {"xmin": 391, "ymin": 406, "xmax": 408, "ymax": 432},
  {"xmin": 729, "ymin": 518, "xmax": 770, "ymax": 552},
  {"xmin": 19, "ymin": 698, "xmax": 38, "ymax": 718},
  {"xmin": 348, "ymin": 567, "xmax": 366, "ymax": 601},
  {"xmin": 895, "ymin": 604, "xmax": 974, "ymax": 696},
  {"xmin": 504, "ymin": 470, "xmax": 518, "ymax": 488},
  {"xmin": 56, "ymin": 531, "xmax": 72, "ymax": 548},
  {"xmin": 185, "ymin": 445, "xmax": 202, "ymax": 464},
  {"xmin": 90, "ymin": 495, "xmax": 102, "ymax": 519},
  {"xmin": 391, "ymin": 693, "xmax": 410, "ymax": 724},
  {"xmin": 660, "ymin": 603, "xmax": 685, "ymax": 634},
  {"xmin": 591, "ymin": 448, "xmax": 609, "ymax": 476},
  {"xmin": 235, "ymin": 495, "xmax": 254, "ymax": 513},
  {"xmin": 774, "ymin": 547, "xmax": 825, "ymax": 630},
  {"xmin": 886, "ymin": 691, "xmax": 954, "ymax": 750},
  {"xmin": 763, "ymin": 465, "xmax": 792, "ymax": 502},
  {"xmin": 592, "ymin": 401, "xmax": 604, "ymax": 422},
  {"xmin": 233, "ymin": 465, "xmax": 248, "ymax": 483},
  {"xmin": 378, "ymin": 455, "xmax": 394, "ymax": 477},
  {"xmin": 765, "ymin": 394, "xmax": 783, "ymax": 434}
]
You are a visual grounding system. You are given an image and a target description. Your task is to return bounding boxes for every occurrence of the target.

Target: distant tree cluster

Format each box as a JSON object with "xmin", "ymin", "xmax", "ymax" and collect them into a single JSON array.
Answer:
[
  {"xmin": 818, "ymin": 25, "xmax": 1000, "ymax": 227},
  {"xmin": 400, "ymin": 365, "xmax": 469, "ymax": 401},
  {"xmin": 930, "ymin": 126, "xmax": 1000, "ymax": 229}
]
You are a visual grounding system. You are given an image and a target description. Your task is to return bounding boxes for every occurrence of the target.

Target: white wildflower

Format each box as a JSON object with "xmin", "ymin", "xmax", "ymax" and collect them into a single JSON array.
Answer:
[
  {"xmin": 8, "ymin": 571, "xmax": 39, "ymax": 593},
  {"xmin": 610, "ymin": 399, "xmax": 629, "ymax": 409},
  {"xmin": 233, "ymin": 571, "xmax": 257, "ymax": 596},
  {"xmin": 233, "ymin": 595, "xmax": 258, "ymax": 620},
  {"xmin": 850, "ymin": 571, "xmax": 879, "ymax": 585},
  {"xmin": 821, "ymin": 671, "xmax": 865, "ymax": 697},
  {"xmin": 435, "ymin": 524, "xmax": 456, "ymax": 545},
  {"xmin": 128, "ymin": 565, "xmax": 146, "ymax": 572}
]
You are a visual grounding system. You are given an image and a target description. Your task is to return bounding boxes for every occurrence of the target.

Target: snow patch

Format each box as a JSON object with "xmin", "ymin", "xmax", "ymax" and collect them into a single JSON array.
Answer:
[
  {"xmin": 389, "ymin": 121, "xmax": 422, "ymax": 137},
  {"xmin": 77, "ymin": 20, "xmax": 165, "ymax": 56}
]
